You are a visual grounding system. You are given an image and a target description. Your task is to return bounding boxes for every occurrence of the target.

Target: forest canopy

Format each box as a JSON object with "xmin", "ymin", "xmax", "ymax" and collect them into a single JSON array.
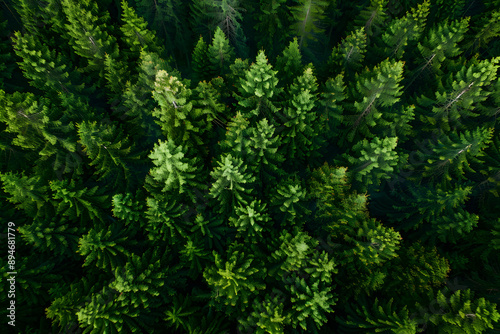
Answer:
[{"xmin": 0, "ymin": 0, "xmax": 500, "ymax": 333}]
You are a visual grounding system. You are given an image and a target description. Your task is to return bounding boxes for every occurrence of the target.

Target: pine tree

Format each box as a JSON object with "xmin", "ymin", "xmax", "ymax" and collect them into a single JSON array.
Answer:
[
  {"xmin": 381, "ymin": 242, "xmax": 450, "ymax": 296},
  {"xmin": 77, "ymin": 121, "xmax": 141, "ymax": 192},
  {"xmin": 409, "ymin": 16, "xmax": 469, "ymax": 85},
  {"xmin": 190, "ymin": 211, "xmax": 229, "ymax": 252},
  {"xmin": 151, "ymin": 70, "xmax": 211, "ymax": 148},
  {"xmin": 0, "ymin": 171, "xmax": 49, "ymax": 218},
  {"xmin": 238, "ymin": 292, "xmax": 290, "ymax": 334},
  {"xmin": 283, "ymin": 270, "xmax": 337, "ymax": 331},
  {"xmin": 192, "ymin": 36, "xmax": 211, "ymax": 82},
  {"xmin": 229, "ymin": 199, "xmax": 271, "ymax": 240},
  {"xmin": 279, "ymin": 87, "xmax": 319, "ymax": 164},
  {"xmin": 389, "ymin": 182, "xmax": 478, "ymax": 243},
  {"xmin": 424, "ymin": 288, "xmax": 500, "ymax": 333},
  {"xmin": 307, "ymin": 163, "xmax": 369, "ymax": 230},
  {"xmin": 275, "ymin": 38, "xmax": 304, "ymax": 88},
  {"xmin": 337, "ymin": 136, "xmax": 406, "ymax": 191},
  {"xmin": 189, "ymin": 0, "xmax": 212, "ymax": 40},
  {"xmin": 120, "ymin": 0, "xmax": 163, "ymax": 54},
  {"xmin": 208, "ymin": 0, "xmax": 248, "ymax": 58},
  {"xmin": 237, "ymin": 50, "xmax": 281, "ymax": 123},
  {"xmin": 247, "ymin": 118, "xmax": 285, "ymax": 187},
  {"xmin": 179, "ymin": 236, "xmax": 212, "ymax": 278},
  {"xmin": 416, "ymin": 58, "xmax": 500, "ymax": 133},
  {"xmin": 254, "ymin": 0, "xmax": 289, "ymax": 57},
  {"xmin": 329, "ymin": 28, "xmax": 367, "ymax": 76},
  {"xmin": 379, "ymin": 0, "xmax": 430, "ymax": 61},
  {"xmin": 209, "ymin": 153, "xmax": 255, "ymax": 217},
  {"xmin": 353, "ymin": 0, "xmax": 389, "ymax": 39},
  {"xmin": 317, "ymin": 74, "xmax": 347, "ymax": 143},
  {"xmin": 111, "ymin": 192, "xmax": 145, "ymax": 226},
  {"xmin": 144, "ymin": 194, "xmax": 188, "ymax": 244},
  {"xmin": 465, "ymin": 9, "xmax": 500, "ymax": 53},
  {"xmin": 289, "ymin": 0, "xmax": 328, "ymax": 49},
  {"xmin": 219, "ymin": 112, "xmax": 252, "ymax": 159},
  {"xmin": 409, "ymin": 127, "xmax": 494, "ymax": 187},
  {"xmin": 18, "ymin": 217, "xmax": 82, "ymax": 257},
  {"xmin": 61, "ymin": 0, "xmax": 119, "ymax": 78},
  {"xmin": 191, "ymin": 79, "xmax": 227, "ymax": 142},
  {"xmin": 76, "ymin": 286, "xmax": 144, "ymax": 333},
  {"xmin": 77, "ymin": 222, "xmax": 137, "ymax": 271},
  {"xmin": 148, "ymin": 139, "xmax": 206, "ymax": 202},
  {"xmin": 269, "ymin": 175, "xmax": 310, "ymax": 229},
  {"xmin": 118, "ymin": 51, "xmax": 170, "ymax": 144},
  {"xmin": 12, "ymin": 32, "xmax": 92, "ymax": 96},
  {"xmin": 207, "ymin": 26, "xmax": 235, "ymax": 77},
  {"xmin": 109, "ymin": 247, "xmax": 182, "ymax": 308},
  {"xmin": 134, "ymin": 0, "xmax": 191, "ymax": 65},
  {"xmin": 164, "ymin": 294, "xmax": 200, "ymax": 332},
  {"xmin": 342, "ymin": 59, "xmax": 406, "ymax": 144},
  {"xmin": 0, "ymin": 17, "xmax": 16, "ymax": 90},
  {"xmin": 46, "ymin": 276, "xmax": 102, "ymax": 332},
  {"xmin": 49, "ymin": 178, "xmax": 110, "ymax": 222},
  {"xmin": 203, "ymin": 242, "xmax": 266, "ymax": 310},
  {"xmin": 103, "ymin": 52, "xmax": 130, "ymax": 97},
  {"xmin": 338, "ymin": 296, "xmax": 419, "ymax": 333}
]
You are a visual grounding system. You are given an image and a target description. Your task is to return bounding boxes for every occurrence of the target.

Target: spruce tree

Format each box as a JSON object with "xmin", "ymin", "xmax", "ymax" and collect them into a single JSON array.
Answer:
[
  {"xmin": 275, "ymin": 38, "xmax": 304, "ymax": 88},
  {"xmin": 148, "ymin": 139, "xmax": 205, "ymax": 200},
  {"xmin": 207, "ymin": 26, "xmax": 235, "ymax": 77},
  {"xmin": 237, "ymin": 50, "xmax": 281, "ymax": 123},
  {"xmin": 192, "ymin": 36, "xmax": 211, "ymax": 82}
]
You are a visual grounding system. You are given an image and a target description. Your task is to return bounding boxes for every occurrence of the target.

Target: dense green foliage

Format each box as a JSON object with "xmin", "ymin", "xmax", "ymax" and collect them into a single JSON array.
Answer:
[{"xmin": 1, "ymin": 0, "xmax": 499, "ymax": 333}]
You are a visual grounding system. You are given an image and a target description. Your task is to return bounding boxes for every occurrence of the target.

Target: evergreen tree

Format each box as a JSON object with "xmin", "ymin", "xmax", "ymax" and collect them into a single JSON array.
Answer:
[
  {"xmin": 61, "ymin": 0, "xmax": 119, "ymax": 78},
  {"xmin": 289, "ymin": 0, "xmax": 328, "ymax": 49},
  {"xmin": 381, "ymin": 242, "xmax": 450, "ymax": 296},
  {"xmin": 318, "ymin": 73, "xmax": 347, "ymax": 141},
  {"xmin": 269, "ymin": 175, "xmax": 310, "ymax": 229},
  {"xmin": 18, "ymin": 217, "xmax": 82, "ymax": 257},
  {"xmin": 77, "ymin": 121, "xmax": 141, "ymax": 192},
  {"xmin": 120, "ymin": 0, "xmax": 163, "ymax": 54},
  {"xmin": 275, "ymin": 37, "xmax": 303, "ymax": 88},
  {"xmin": 342, "ymin": 59, "xmax": 407, "ymax": 144},
  {"xmin": 0, "ymin": 171, "xmax": 49, "ymax": 218},
  {"xmin": 247, "ymin": 118, "xmax": 286, "ymax": 187},
  {"xmin": 192, "ymin": 36, "xmax": 211, "ymax": 82},
  {"xmin": 49, "ymin": 178, "xmax": 109, "ymax": 222},
  {"xmin": 144, "ymin": 194, "xmax": 188, "ymax": 243},
  {"xmin": 207, "ymin": 0, "xmax": 248, "ymax": 58},
  {"xmin": 237, "ymin": 50, "xmax": 281, "ymax": 123},
  {"xmin": 253, "ymin": 0, "xmax": 289, "ymax": 57},
  {"xmin": 423, "ymin": 288, "xmax": 500, "ymax": 333},
  {"xmin": 238, "ymin": 292, "xmax": 290, "ymax": 334},
  {"xmin": 209, "ymin": 153, "xmax": 255, "ymax": 217},
  {"xmin": 416, "ymin": 58, "xmax": 500, "ymax": 133},
  {"xmin": 229, "ymin": 199, "xmax": 271, "ymax": 239},
  {"xmin": 134, "ymin": 0, "xmax": 191, "ymax": 65},
  {"xmin": 203, "ymin": 242, "xmax": 266, "ymax": 311},
  {"xmin": 207, "ymin": 26, "xmax": 235, "ymax": 77},
  {"xmin": 329, "ymin": 28, "xmax": 367, "ymax": 76},
  {"xmin": 337, "ymin": 136, "xmax": 406, "ymax": 191},
  {"xmin": 111, "ymin": 192, "xmax": 145, "ymax": 226},
  {"xmin": 353, "ymin": 0, "xmax": 389, "ymax": 39},
  {"xmin": 148, "ymin": 139, "xmax": 206, "ymax": 200},
  {"xmin": 338, "ymin": 296, "xmax": 419, "ymax": 333},
  {"xmin": 77, "ymin": 222, "xmax": 137, "ymax": 271},
  {"xmin": 389, "ymin": 182, "xmax": 479, "ymax": 243},
  {"xmin": 380, "ymin": 0, "xmax": 430, "ymax": 60},
  {"xmin": 409, "ymin": 127, "xmax": 494, "ymax": 187},
  {"xmin": 12, "ymin": 32, "xmax": 92, "ymax": 96},
  {"xmin": 151, "ymin": 70, "xmax": 209, "ymax": 148}
]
